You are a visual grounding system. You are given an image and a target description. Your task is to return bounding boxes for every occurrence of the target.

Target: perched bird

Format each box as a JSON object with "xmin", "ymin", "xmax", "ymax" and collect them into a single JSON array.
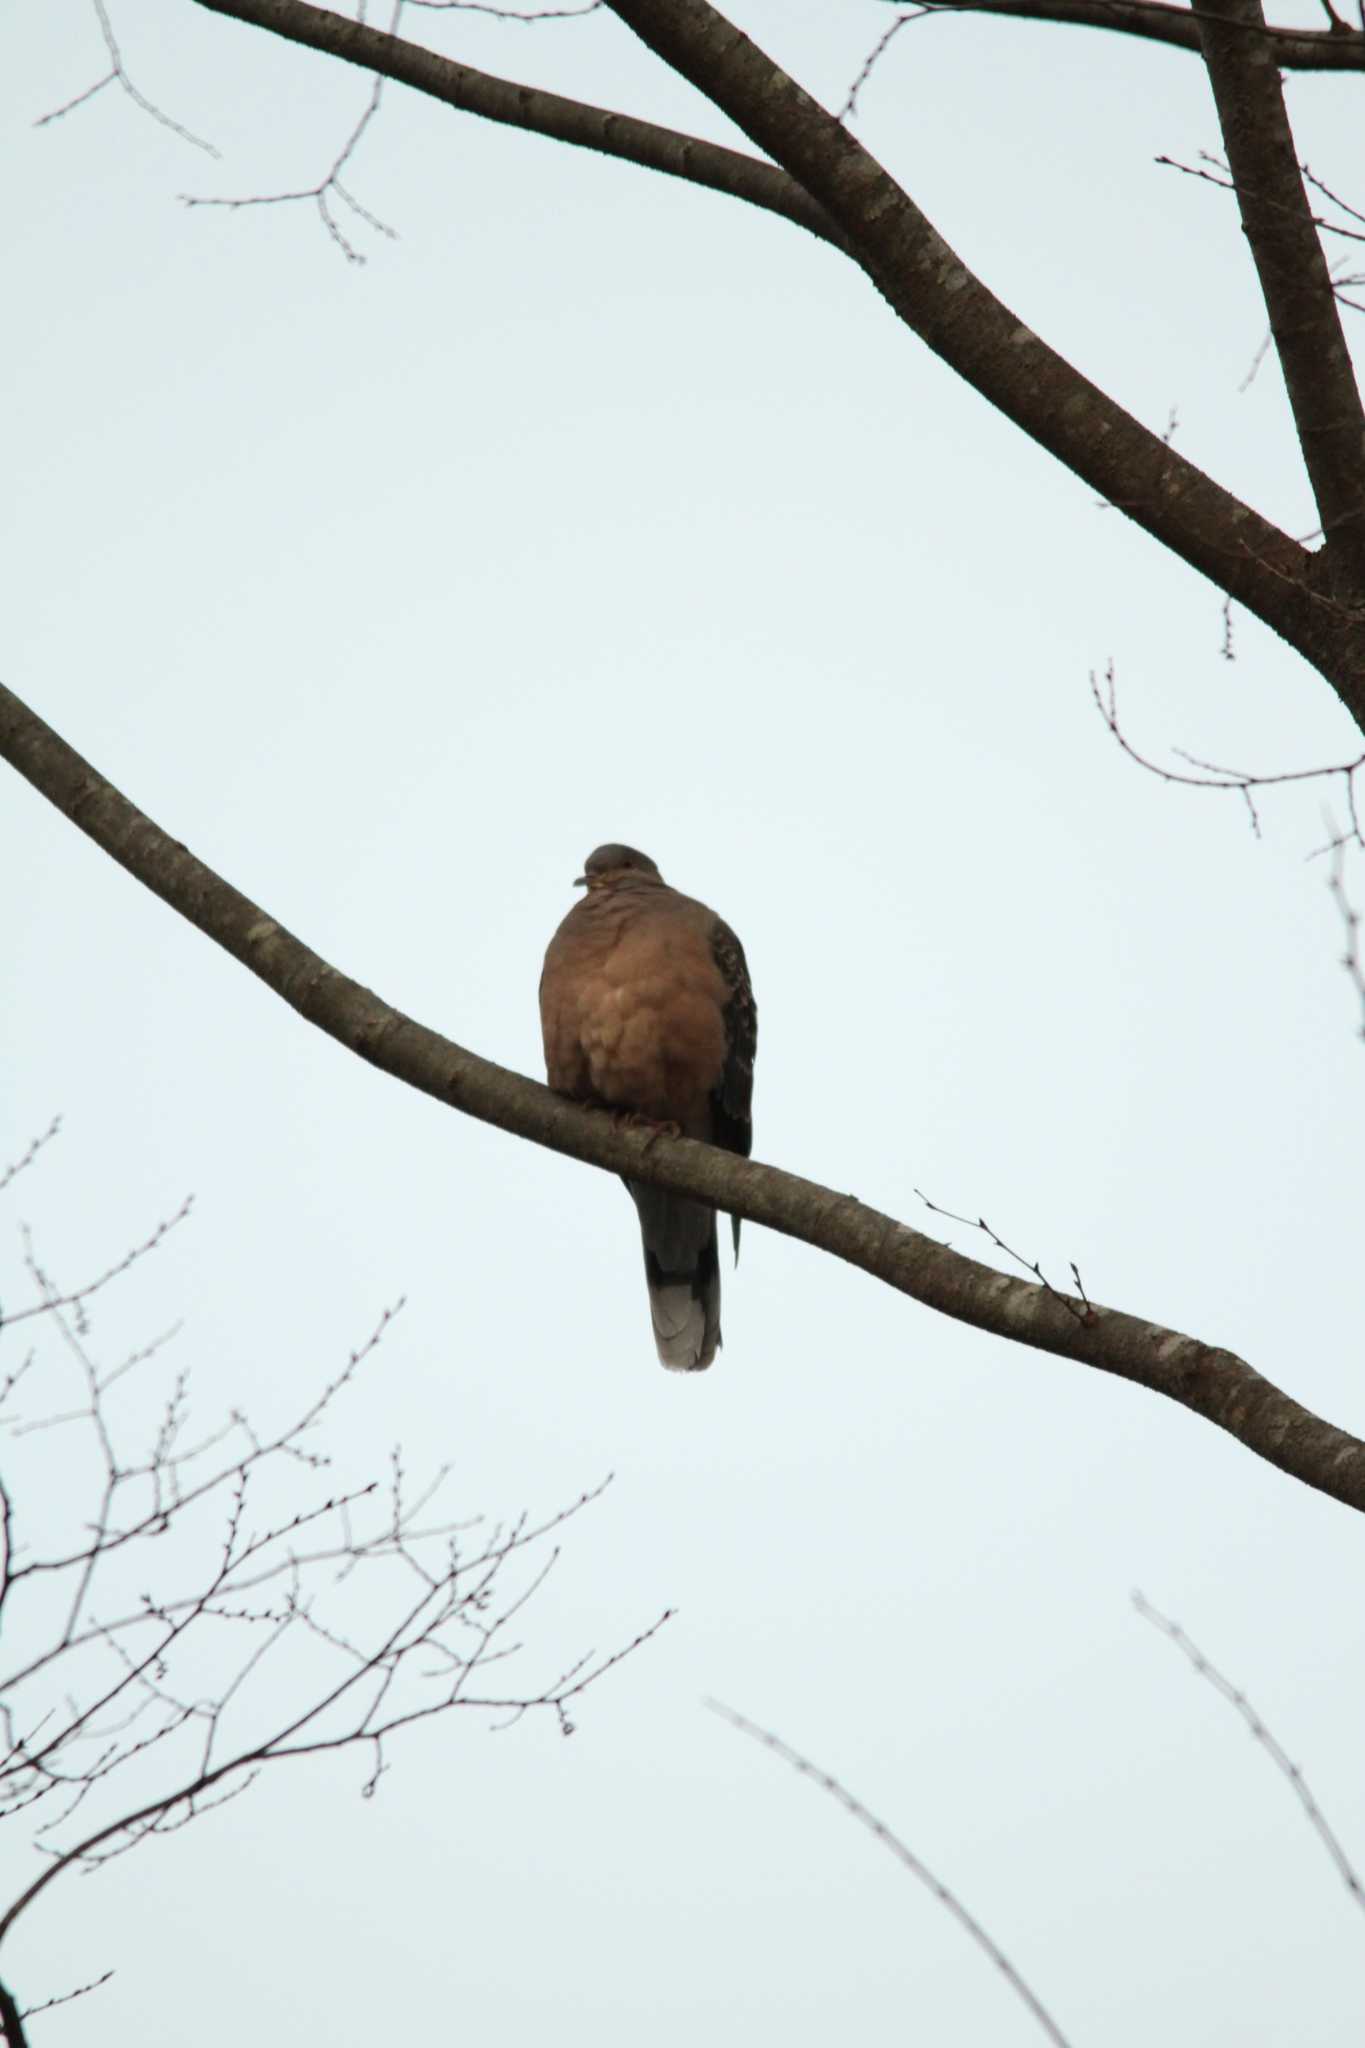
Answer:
[{"xmin": 540, "ymin": 844, "xmax": 756, "ymax": 1371}]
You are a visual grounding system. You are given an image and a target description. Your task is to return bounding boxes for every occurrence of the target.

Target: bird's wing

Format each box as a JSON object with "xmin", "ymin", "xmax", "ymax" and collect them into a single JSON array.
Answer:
[{"xmin": 706, "ymin": 914, "xmax": 756, "ymax": 1257}]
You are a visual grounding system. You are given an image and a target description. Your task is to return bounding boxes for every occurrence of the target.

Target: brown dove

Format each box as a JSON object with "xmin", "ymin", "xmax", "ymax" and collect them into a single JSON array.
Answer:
[{"xmin": 540, "ymin": 844, "xmax": 756, "ymax": 1371}]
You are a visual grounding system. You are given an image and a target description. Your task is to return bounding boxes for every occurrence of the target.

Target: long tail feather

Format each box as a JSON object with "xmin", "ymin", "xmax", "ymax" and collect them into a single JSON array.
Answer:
[{"xmin": 628, "ymin": 1182, "xmax": 721, "ymax": 1372}]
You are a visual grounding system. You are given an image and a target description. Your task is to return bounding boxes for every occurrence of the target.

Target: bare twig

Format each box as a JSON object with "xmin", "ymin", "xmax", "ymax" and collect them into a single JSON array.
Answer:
[
  {"xmin": 35, "ymin": 0, "xmax": 219, "ymax": 155},
  {"xmin": 0, "ymin": 1121, "xmax": 61, "ymax": 1200},
  {"xmin": 1156, "ymin": 151, "xmax": 1365, "ymax": 247},
  {"xmin": 1301, "ymin": 162, "xmax": 1365, "ymax": 233},
  {"xmin": 709, "ymin": 1703, "xmax": 1073, "ymax": 2048},
  {"xmin": 181, "ymin": 13, "xmax": 398, "ymax": 263},
  {"xmin": 1091, "ymin": 662, "xmax": 1365, "ymax": 843},
  {"xmin": 864, "ymin": 0, "xmax": 1365, "ymax": 68},
  {"xmin": 405, "ymin": 0, "xmax": 601, "ymax": 12},
  {"xmin": 840, "ymin": 11, "xmax": 929, "ymax": 121},
  {"xmin": 0, "ymin": 1189, "xmax": 662, "ymax": 1981},
  {"xmin": 914, "ymin": 1190, "xmax": 1096, "ymax": 1327},
  {"xmin": 2, "ymin": 1199, "xmax": 194, "ymax": 1334},
  {"xmin": 16, "ymin": 1971, "xmax": 115, "ymax": 2023},
  {"xmin": 1326, "ymin": 835, "xmax": 1365, "ymax": 1038},
  {"xmin": 1165, "ymin": 0, "xmax": 1365, "ymax": 579},
  {"xmin": 1135, "ymin": 1593, "xmax": 1365, "ymax": 1913}
]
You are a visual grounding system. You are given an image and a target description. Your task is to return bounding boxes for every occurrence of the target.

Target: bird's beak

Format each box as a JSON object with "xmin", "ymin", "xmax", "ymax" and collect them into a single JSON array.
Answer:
[{"xmin": 573, "ymin": 873, "xmax": 588, "ymax": 889}]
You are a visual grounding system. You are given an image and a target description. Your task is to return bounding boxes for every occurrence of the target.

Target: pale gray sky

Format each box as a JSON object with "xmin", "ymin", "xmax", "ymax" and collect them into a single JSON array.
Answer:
[{"xmin": 4, "ymin": 2, "xmax": 1365, "ymax": 2042}]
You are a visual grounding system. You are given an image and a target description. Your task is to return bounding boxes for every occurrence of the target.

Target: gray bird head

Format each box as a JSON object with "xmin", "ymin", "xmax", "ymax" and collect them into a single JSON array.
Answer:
[{"xmin": 576, "ymin": 844, "xmax": 663, "ymax": 890}]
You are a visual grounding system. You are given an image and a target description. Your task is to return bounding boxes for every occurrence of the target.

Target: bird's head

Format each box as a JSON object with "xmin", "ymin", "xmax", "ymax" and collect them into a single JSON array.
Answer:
[{"xmin": 576, "ymin": 844, "xmax": 663, "ymax": 891}]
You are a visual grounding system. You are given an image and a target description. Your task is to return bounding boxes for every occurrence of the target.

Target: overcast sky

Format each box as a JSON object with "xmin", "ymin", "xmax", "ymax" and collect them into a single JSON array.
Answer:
[{"xmin": 4, "ymin": 2, "xmax": 1365, "ymax": 2042}]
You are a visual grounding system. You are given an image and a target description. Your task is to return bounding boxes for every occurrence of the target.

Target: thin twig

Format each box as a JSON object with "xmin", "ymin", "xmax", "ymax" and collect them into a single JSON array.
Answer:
[
  {"xmin": 0, "ymin": 1120, "xmax": 62, "ymax": 1199},
  {"xmin": 404, "ymin": 0, "xmax": 602, "ymax": 13},
  {"xmin": 840, "ymin": 11, "xmax": 929, "ymax": 120},
  {"xmin": 2, "ymin": 1199, "xmax": 194, "ymax": 1332},
  {"xmin": 35, "ymin": 0, "xmax": 219, "ymax": 155},
  {"xmin": 1326, "ymin": 835, "xmax": 1365, "ymax": 1039},
  {"xmin": 181, "ymin": 78, "xmax": 397, "ymax": 263},
  {"xmin": 1134, "ymin": 1593, "xmax": 1365, "ymax": 1913},
  {"xmin": 709, "ymin": 1703, "xmax": 1073, "ymax": 2048},
  {"xmin": 1091, "ymin": 662, "xmax": 1365, "ymax": 844},
  {"xmin": 17, "ymin": 1971, "xmax": 115, "ymax": 2023},
  {"xmin": 914, "ymin": 1190, "xmax": 1095, "ymax": 1327},
  {"xmin": 1, "ymin": 1178, "xmax": 657, "ymax": 1969},
  {"xmin": 1156, "ymin": 150, "xmax": 1365, "ymax": 246}
]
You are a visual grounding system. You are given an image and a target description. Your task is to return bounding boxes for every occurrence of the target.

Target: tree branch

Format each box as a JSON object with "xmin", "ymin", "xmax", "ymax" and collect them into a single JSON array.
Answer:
[
  {"xmin": 4, "ymin": 677, "xmax": 1365, "ymax": 1512},
  {"xmin": 192, "ymin": 0, "xmax": 1357, "ymax": 710},
  {"xmin": 1134, "ymin": 1592, "xmax": 1365, "ymax": 1913},
  {"xmin": 596, "ymin": 0, "xmax": 1334, "ymax": 701},
  {"xmin": 710, "ymin": 1701, "xmax": 1073, "ymax": 2047},
  {"xmin": 0, "ymin": 1980, "xmax": 27, "ymax": 2048},
  {"xmin": 872, "ymin": 0, "xmax": 1365, "ymax": 72},
  {"xmin": 1196, "ymin": 0, "xmax": 1365, "ymax": 587},
  {"xmin": 191, "ymin": 0, "xmax": 848, "ymax": 252}
]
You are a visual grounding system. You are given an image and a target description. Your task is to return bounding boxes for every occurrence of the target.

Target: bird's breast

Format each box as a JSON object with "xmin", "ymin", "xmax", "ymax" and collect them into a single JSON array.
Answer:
[{"xmin": 543, "ymin": 912, "xmax": 727, "ymax": 1131}]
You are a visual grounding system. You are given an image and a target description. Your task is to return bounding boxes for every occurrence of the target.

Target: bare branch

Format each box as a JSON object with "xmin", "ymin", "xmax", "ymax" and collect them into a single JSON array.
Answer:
[
  {"xmin": 0, "ymin": 1120, "xmax": 61, "ymax": 1199},
  {"xmin": 863, "ymin": 0, "xmax": 1365, "ymax": 70},
  {"xmin": 1303, "ymin": 163, "xmax": 1365, "ymax": 235},
  {"xmin": 709, "ymin": 1703, "xmax": 1073, "ymax": 2048},
  {"xmin": 36, "ymin": 0, "xmax": 220, "ymax": 155},
  {"xmin": 0, "ymin": 1210, "xmax": 657, "ymax": 1957},
  {"xmin": 405, "ymin": 0, "xmax": 602, "ymax": 14},
  {"xmin": 840, "ymin": 10, "xmax": 929, "ymax": 121},
  {"xmin": 182, "ymin": 80, "xmax": 397, "ymax": 263},
  {"xmin": 191, "ymin": 0, "xmax": 847, "ymax": 252},
  {"xmin": 1091, "ymin": 661, "xmax": 1365, "ymax": 843},
  {"xmin": 4, "ymin": 683, "xmax": 1365, "ymax": 1513},
  {"xmin": 1195, "ymin": 0, "xmax": 1365, "ymax": 585},
  {"xmin": 1326, "ymin": 835, "xmax": 1365, "ymax": 1037},
  {"xmin": 16, "ymin": 1970, "xmax": 115, "ymax": 2024},
  {"xmin": 1156, "ymin": 151, "xmax": 1365, "ymax": 248},
  {"xmin": 596, "ymin": 0, "xmax": 1333, "ymax": 701},
  {"xmin": 914, "ymin": 1189, "xmax": 1096, "ymax": 1327},
  {"xmin": 189, "ymin": 0, "xmax": 1359, "ymax": 703},
  {"xmin": 0, "ymin": 1980, "xmax": 28, "ymax": 2048},
  {"xmin": 1, "ymin": 1197, "xmax": 194, "ymax": 1333},
  {"xmin": 1135, "ymin": 1594, "xmax": 1365, "ymax": 1913},
  {"xmin": 184, "ymin": 3, "xmax": 398, "ymax": 261}
]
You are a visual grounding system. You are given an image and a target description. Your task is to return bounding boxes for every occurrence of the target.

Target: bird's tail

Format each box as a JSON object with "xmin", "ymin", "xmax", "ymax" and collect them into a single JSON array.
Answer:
[{"xmin": 628, "ymin": 1182, "xmax": 721, "ymax": 1372}]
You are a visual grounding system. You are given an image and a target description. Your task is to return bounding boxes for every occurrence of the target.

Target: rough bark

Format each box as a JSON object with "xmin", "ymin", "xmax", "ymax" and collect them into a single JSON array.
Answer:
[
  {"xmin": 196, "ymin": 0, "xmax": 1365, "ymax": 723},
  {"xmin": 193, "ymin": 0, "xmax": 847, "ymax": 251},
  {"xmin": 891, "ymin": 0, "xmax": 1365, "ymax": 69},
  {"xmin": 4, "ymin": 677, "xmax": 1365, "ymax": 1514},
  {"xmin": 604, "ymin": 0, "xmax": 1356, "ymax": 696},
  {"xmin": 1196, "ymin": 0, "xmax": 1365, "ymax": 586},
  {"xmin": 0, "ymin": 1983, "xmax": 26, "ymax": 2048}
]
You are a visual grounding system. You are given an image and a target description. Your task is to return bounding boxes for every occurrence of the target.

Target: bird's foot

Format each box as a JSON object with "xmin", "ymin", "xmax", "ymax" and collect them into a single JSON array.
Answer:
[{"xmin": 615, "ymin": 1109, "xmax": 682, "ymax": 1151}]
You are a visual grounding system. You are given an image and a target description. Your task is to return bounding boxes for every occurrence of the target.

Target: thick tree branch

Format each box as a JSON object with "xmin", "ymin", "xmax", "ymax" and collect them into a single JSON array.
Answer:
[
  {"xmin": 597, "ymin": 1, "xmax": 1338, "ymax": 703},
  {"xmin": 1197, "ymin": 0, "xmax": 1365, "ymax": 587},
  {"xmin": 889, "ymin": 0, "xmax": 1365, "ymax": 72},
  {"xmin": 0, "ymin": 1981, "xmax": 26, "ymax": 2048},
  {"xmin": 4, "ymin": 677, "xmax": 1365, "ymax": 1513},
  {"xmin": 194, "ymin": 0, "xmax": 1357, "ymax": 713},
  {"xmin": 191, "ymin": 0, "xmax": 847, "ymax": 251}
]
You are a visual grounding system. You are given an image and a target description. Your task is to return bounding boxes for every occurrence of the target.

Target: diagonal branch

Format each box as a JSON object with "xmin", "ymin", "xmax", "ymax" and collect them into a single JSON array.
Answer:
[
  {"xmin": 1196, "ymin": 0, "xmax": 1365, "ymax": 586},
  {"xmin": 710, "ymin": 1701, "xmax": 1073, "ymax": 2047},
  {"xmin": 191, "ymin": 0, "xmax": 847, "ymax": 251},
  {"xmin": 4, "ymin": 677, "xmax": 1365, "ymax": 1513},
  {"xmin": 1134, "ymin": 1593, "xmax": 1365, "ymax": 1913},
  {"xmin": 0, "ymin": 1981, "xmax": 28, "ymax": 2048},
  {"xmin": 597, "ymin": 0, "xmax": 1328, "ymax": 691},
  {"xmin": 868, "ymin": 0, "xmax": 1365, "ymax": 72},
  {"xmin": 193, "ymin": 0, "xmax": 1357, "ymax": 707}
]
